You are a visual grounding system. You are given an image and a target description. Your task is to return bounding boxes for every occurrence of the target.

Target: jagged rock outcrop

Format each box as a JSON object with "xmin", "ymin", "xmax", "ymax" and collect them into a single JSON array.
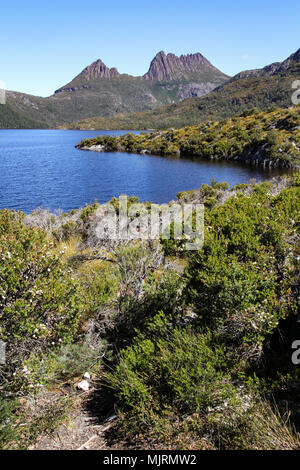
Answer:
[
  {"xmin": 74, "ymin": 59, "xmax": 120, "ymax": 81},
  {"xmin": 55, "ymin": 59, "xmax": 120, "ymax": 93},
  {"xmin": 143, "ymin": 51, "xmax": 221, "ymax": 82}
]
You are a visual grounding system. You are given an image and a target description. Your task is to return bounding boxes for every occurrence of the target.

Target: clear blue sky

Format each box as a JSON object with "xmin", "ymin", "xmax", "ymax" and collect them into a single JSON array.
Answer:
[{"xmin": 1, "ymin": 0, "xmax": 299, "ymax": 97}]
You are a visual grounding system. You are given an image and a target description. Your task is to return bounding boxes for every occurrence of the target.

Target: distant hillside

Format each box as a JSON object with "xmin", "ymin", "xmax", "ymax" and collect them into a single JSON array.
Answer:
[
  {"xmin": 0, "ymin": 51, "xmax": 228, "ymax": 128},
  {"xmin": 68, "ymin": 48, "xmax": 300, "ymax": 130},
  {"xmin": 76, "ymin": 106, "xmax": 300, "ymax": 169},
  {"xmin": 0, "ymin": 102, "xmax": 47, "ymax": 129}
]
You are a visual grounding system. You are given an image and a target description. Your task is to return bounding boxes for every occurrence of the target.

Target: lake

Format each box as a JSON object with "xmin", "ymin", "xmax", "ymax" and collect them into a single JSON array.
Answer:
[{"xmin": 0, "ymin": 129, "xmax": 288, "ymax": 213}]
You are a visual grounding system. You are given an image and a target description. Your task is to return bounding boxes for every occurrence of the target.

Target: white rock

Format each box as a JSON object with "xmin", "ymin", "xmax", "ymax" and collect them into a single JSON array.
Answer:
[
  {"xmin": 77, "ymin": 380, "xmax": 89, "ymax": 392},
  {"xmin": 83, "ymin": 372, "xmax": 91, "ymax": 380}
]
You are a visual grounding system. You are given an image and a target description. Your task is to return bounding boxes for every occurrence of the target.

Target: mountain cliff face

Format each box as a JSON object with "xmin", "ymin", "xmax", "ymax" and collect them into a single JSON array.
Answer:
[
  {"xmin": 144, "ymin": 51, "xmax": 220, "ymax": 82},
  {"xmin": 76, "ymin": 59, "xmax": 120, "ymax": 81},
  {"xmin": 55, "ymin": 59, "xmax": 120, "ymax": 93}
]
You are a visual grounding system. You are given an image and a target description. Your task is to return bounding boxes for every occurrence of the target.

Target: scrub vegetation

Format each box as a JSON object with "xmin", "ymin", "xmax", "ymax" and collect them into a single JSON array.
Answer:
[
  {"xmin": 0, "ymin": 171, "xmax": 299, "ymax": 449},
  {"xmin": 77, "ymin": 106, "xmax": 300, "ymax": 169}
]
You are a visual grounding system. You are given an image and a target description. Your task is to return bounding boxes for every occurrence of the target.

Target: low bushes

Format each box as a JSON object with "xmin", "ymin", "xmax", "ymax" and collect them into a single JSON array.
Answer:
[
  {"xmin": 0, "ymin": 210, "xmax": 86, "ymax": 392},
  {"xmin": 1, "ymin": 172, "xmax": 299, "ymax": 450},
  {"xmin": 77, "ymin": 106, "xmax": 300, "ymax": 168},
  {"xmin": 108, "ymin": 320, "xmax": 241, "ymax": 443},
  {"xmin": 106, "ymin": 173, "xmax": 300, "ymax": 448}
]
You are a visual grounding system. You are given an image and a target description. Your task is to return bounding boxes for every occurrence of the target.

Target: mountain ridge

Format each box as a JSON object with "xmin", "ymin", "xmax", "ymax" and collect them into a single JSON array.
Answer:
[
  {"xmin": 143, "ymin": 51, "xmax": 218, "ymax": 82},
  {"xmin": 54, "ymin": 50, "xmax": 228, "ymax": 96},
  {"xmin": 2, "ymin": 48, "xmax": 300, "ymax": 130},
  {"xmin": 54, "ymin": 59, "xmax": 121, "ymax": 94},
  {"xmin": 1, "ymin": 50, "xmax": 228, "ymax": 127},
  {"xmin": 67, "ymin": 47, "xmax": 300, "ymax": 130},
  {"xmin": 231, "ymin": 48, "xmax": 300, "ymax": 81}
]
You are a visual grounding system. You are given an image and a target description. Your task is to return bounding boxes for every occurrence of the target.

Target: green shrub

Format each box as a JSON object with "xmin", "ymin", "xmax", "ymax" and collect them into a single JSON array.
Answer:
[
  {"xmin": 111, "ymin": 256, "xmax": 183, "ymax": 346},
  {"xmin": 214, "ymin": 182, "xmax": 230, "ymax": 191},
  {"xmin": 232, "ymin": 183, "xmax": 250, "ymax": 191},
  {"xmin": 79, "ymin": 200, "xmax": 99, "ymax": 222},
  {"xmin": 200, "ymin": 183, "xmax": 215, "ymax": 198},
  {"xmin": 0, "ymin": 210, "xmax": 84, "ymax": 391},
  {"xmin": 185, "ymin": 185, "xmax": 299, "ymax": 355},
  {"xmin": 204, "ymin": 195, "xmax": 218, "ymax": 208},
  {"xmin": 108, "ymin": 325, "xmax": 238, "ymax": 430},
  {"xmin": 161, "ymin": 221, "xmax": 186, "ymax": 255},
  {"xmin": 0, "ymin": 397, "xmax": 19, "ymax": 449},
  {"xmin": 253, "ymin": 182, "xmax": 273, "ymax": 195},
  {"xmin": 292, "ymin": 170, "xmax": 300, "ymax": 187}
]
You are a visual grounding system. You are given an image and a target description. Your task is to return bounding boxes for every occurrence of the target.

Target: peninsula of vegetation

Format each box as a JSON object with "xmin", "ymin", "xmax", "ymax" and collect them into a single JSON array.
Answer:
[{"xmin": 76, "ymin": 106, "xmax": 300, "ymax": 169}]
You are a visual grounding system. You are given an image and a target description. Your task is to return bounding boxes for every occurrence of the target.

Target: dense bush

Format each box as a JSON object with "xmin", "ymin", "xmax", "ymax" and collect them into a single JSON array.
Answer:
[
  {"xmin": 108, "ymin": 321, "xmax": 239, "ymax": 428},
  {"xmin": 185, "ymin": 178, "xmax": 300, "ymax": 363},
  {"xmin": 0, "ymin": 210, "xmax": 84, "ymax": 392},
  {"xmin": 107, "ymin": 314, "xmax": 300, "ymax": 449},
  {"xmin": 0, "ymin": 397, "xmax": 18, "ymax": 449}
]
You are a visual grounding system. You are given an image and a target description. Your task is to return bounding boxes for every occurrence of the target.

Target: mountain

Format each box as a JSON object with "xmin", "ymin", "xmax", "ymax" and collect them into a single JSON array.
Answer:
[
  {"xmin": 0, "ymin": 51, "xmax": 229, "ymax": 128},
  {"xmin": 144, "ymin": 51, "xmax": 222, "ymax": 82},
  {"xmin": 67, "ymin": 48, "xmax": 300, "ymax": 130},
  {"xmin": 0, "ymin": 100, "xmax": 47, "ymax": 129},
  {"xmin": 55, "ymin": 51, "xmax": 228, "ymax": 99},
  {"xmin": 232, "ymin": 48, "xmax": 300, "ymax": 80},
  {"xmin": 56, "ymin": 59, "xmax": 121, "ymax": 87}
]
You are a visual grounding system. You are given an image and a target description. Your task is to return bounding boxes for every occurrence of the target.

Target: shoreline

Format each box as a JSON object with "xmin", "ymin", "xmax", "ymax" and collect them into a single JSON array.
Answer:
[
  {"xmin": 76, "ymin": 106, "xmax": 300, "ymax": 170},
  {"xmin": 77, "ymin": 143, "xmax": 299, "ymax": 169}
]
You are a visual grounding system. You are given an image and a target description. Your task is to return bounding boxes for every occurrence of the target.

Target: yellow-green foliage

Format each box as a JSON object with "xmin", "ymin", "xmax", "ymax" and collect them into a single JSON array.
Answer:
[
  {"xmin": 77, "ymin": 106, "xmax": 300, "ymax": 168},
  {"xmin": 186, "ymin": 178, "xmax": 299, "ymax": 339},
  {"xmin": 0, "ymin": 210, "xmax": 85, "ymax": 390}
]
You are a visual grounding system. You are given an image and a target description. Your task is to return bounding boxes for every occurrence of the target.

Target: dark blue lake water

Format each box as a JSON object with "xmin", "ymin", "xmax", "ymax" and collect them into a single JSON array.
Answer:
[{"xmin": 0, "ymin": 129, "xmax": 287, "ymax": 213}]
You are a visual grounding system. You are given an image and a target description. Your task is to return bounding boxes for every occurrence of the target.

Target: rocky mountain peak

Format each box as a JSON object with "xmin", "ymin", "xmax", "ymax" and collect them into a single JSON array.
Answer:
[
  {"xmin": 54, "ymin": 58, "xmax": 120, "ymax": 93},
  {"xmin": 78, "ymin": 59, "xmax": 120, "ymax": 81},
  {"xmin": 144, "ymin": 51, "xmax": 216, "ymax": 82},
  {"xmin": 54, "ymin": 50, "xmax": 228, "ymax": 100}
]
